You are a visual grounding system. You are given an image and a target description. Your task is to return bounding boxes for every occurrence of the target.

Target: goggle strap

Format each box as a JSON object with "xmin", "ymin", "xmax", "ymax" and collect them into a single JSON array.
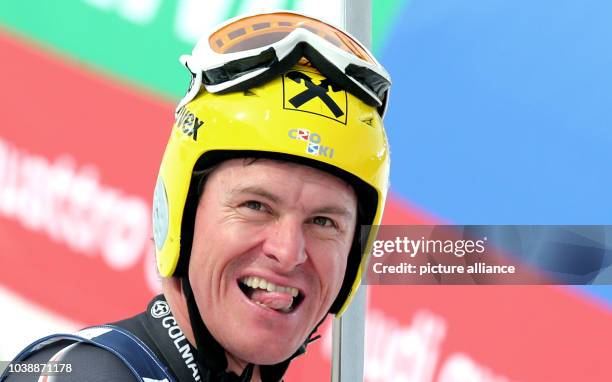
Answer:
[
  {"xmin": 202, "ymin": 47, "xmax": 278, "ymax": 85},
  {"xmin": 176, "ymin": 45, "xmax": 389, "ymax": 115},
  {"xmin": 345, "ymin": 64, "xmax": 391, "ymax": 101},
  {"xmin": 212, "ymin": 46, "xmax": 304, "ymax": 95},
  {"xmin": 298, "ymin": 44, "xmax": 381, "ymax": 107},
  {"xmin": 207, "ymin": 42, "xmax": 383, "ymax": 109},
  {"xmin": 297, "ymin": 47, "xmax": 389, "ymax": 116},
  {"xmin": 175, "ymin": 60, "xmax": 203, "ymax": 116}
]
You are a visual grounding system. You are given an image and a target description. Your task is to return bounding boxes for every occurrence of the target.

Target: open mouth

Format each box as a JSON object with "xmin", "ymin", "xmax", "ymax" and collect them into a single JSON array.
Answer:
[{"xmin": 238, "ymin": 276, "xmax": 304, "ymax": 313}]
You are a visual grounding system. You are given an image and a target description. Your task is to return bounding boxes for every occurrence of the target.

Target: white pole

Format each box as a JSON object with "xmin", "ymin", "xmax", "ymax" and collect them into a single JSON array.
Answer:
[
  {"xmin": 332, "ymin": 2, "xmax": 371, "ymax": 380},
  {"xmin": 331, "ymin": 286, "xmax": 367, "ymax": 382}
]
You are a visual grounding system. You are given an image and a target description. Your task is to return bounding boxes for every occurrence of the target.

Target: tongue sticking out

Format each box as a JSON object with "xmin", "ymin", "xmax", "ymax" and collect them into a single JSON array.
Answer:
[{"xmin": 250, "ymin": 289, "xmax": 294, "ymax": 312}]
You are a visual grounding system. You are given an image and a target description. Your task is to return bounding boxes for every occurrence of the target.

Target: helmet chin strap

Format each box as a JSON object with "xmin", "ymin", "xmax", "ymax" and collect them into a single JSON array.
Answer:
[{"xmin": 181, "ymin": 277, "xmax": 321, "ymax": 382}]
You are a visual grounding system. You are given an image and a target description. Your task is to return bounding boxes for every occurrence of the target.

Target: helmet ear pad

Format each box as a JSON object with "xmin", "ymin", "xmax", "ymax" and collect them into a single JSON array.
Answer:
[
  {"xmin": 328, "ymin": 212, "xmax": 371, "ymax": 314},
  {"xmin": 171, "ymin": 150, "xmax": 378, "ymax": 314},
  {"xmin": 172, "ymin": 170, "xmax": 207, "ymax": 277}
]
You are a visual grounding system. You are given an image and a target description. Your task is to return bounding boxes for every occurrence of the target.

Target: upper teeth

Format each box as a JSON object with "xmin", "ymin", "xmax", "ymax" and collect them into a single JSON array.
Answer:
[{"xmin": 241, "ymin": 276, "xmax": 299, "ymax": 297}]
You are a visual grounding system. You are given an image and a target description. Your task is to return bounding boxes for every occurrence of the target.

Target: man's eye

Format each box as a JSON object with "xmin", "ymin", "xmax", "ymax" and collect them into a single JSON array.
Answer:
[
  {"xmin": 243, "ymin": 201, "xmax": 264, "ymax": 211},
  {"xmin": 312, "ymin": 216, "xmax": 335, "ymax": 227}
]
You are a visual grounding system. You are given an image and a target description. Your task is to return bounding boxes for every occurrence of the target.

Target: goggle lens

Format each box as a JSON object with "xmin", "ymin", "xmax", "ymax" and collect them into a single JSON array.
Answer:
[{"xmin": 208, "ymin": 12, "xmax": 375, "ymax": 64}]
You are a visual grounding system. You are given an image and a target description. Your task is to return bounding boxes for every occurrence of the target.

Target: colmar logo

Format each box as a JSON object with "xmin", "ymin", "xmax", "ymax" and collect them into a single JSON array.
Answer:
[
  {"xmin": 151, "ymin": 300, "xmax": 171, "ymax": 318},
  {"xmin": 162, "ymin": 314, "xmax": 201, "ymax": 381},
  {"xmin": 288, "ymin": 129, "xmax": 335, "ymax": 158}
]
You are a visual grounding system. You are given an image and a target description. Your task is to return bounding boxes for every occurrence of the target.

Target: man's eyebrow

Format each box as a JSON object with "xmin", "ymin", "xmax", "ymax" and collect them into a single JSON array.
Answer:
[
  {"xmin": 312, "ymin": 205, "xmax": 354, "ymax": 219},
  {"xmin": 231, "ymin": 186, "xmax": 281, "ymax": 203}
]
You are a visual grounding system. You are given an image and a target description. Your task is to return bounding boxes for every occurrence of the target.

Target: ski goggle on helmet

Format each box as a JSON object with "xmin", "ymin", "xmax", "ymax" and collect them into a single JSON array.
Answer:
[
  {"xmin": 176, "ymin": 10, "xmax": 391, "ymax": 117},
  {"xmin": 153, "ymin": 11, "xmax": 391, "ymax": 317}
]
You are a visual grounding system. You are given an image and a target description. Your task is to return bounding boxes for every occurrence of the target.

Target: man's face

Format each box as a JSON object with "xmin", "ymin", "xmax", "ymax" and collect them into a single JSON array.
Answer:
[{"xmin": 188, "ymin": 158, "xmax": 357, "ymax": 365}]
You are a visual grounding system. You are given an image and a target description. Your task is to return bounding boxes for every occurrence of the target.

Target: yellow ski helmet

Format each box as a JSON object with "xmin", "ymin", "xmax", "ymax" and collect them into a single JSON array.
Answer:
[{"xmin": 153, "ymin": 10, "xmax": 391, "ymax": 317}]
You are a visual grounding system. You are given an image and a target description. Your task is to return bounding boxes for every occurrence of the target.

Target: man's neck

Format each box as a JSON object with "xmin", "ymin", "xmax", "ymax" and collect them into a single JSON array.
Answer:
[
  {"xmin": 225, "ymin": 353, "xmax": 261, "ymax": 382},
  {"xmin": 162, "ymin": 277, "xmax": 261, "ymax": 381}
]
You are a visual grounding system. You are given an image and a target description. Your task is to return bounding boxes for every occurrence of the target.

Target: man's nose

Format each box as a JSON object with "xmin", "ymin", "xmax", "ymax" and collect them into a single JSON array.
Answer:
[{"xmin": 262, "ymin": 218, "xmax": 307, "ymax": 271}]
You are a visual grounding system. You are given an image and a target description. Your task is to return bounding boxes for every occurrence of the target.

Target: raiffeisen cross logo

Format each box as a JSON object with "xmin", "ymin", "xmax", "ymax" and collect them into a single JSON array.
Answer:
[
  {"xmin": 282, "ymin": 69, "xmax": 348, "ymax": 124},
  {"xmin": 288, "ymin": 129, "xmax": 335, "ymax": 159}
]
